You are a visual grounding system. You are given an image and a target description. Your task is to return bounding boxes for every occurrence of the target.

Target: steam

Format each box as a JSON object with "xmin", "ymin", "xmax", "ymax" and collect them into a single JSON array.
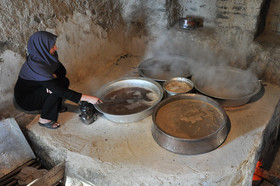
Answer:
[
  {"xmin": 143, "ymin": 28, "xmax": 260, "ymax": 98},
  {"xmin": 194, "ymin": 66, "xmax": 258, "ymax": 98},
  {"xmin": 139, "ymin": 55, "xmax": 191, "ymax": 81}
]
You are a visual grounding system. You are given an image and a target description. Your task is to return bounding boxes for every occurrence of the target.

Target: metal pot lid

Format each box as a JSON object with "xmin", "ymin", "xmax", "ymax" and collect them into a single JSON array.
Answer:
[
  {"xmin": 138, "ymin": 57, "xmax": 191, "ymax": 82},
  {"xmin": 191, "ymin": 66, "xmax": 261, "ymax": 100}
]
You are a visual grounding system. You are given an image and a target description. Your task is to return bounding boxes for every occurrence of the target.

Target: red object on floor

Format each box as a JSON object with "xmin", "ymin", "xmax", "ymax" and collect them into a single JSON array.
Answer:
[{"xmin": 253, "ymin": 161, "xmax": 263, "ymax": 181}]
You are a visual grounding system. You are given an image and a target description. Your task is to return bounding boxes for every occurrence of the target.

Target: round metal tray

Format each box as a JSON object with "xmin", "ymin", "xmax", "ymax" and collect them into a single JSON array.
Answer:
[
  {"xmin": 191, "ymin": 67, "xmax": 261, "ymax": 107},
  {"xmin": 138, "ymin": 57, "xmax": 191, "ymax": 82},
  {"xmin": 152, "ymin": 94, "xmax": 230, "ymax": 155},
  {"xmin": 94, "ymin": 77, "xmax": 164, "ymax": 123}
]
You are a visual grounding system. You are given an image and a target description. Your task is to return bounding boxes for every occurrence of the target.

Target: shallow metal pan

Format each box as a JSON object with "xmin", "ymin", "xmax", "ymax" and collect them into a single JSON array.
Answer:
[
  {"xmin": 152, "ymin": 94, "xmax": 230, "ymax": 155},
  {"xmin": 191, "ymin": 67, "xmax": 262, "ymax": 107},
  {"xmin": 138, "ymin": 57, "xmax": 191, "ymax": 82},
  {"xmin": 94, "ymin": 77, "xmax": 164, "ymax": 123}
]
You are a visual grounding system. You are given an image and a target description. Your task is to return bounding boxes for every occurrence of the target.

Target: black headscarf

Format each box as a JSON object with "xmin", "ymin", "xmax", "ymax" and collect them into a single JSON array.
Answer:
[{"xmin": 19, "ymin": 31, "xmax": 60, "ymax": 81}]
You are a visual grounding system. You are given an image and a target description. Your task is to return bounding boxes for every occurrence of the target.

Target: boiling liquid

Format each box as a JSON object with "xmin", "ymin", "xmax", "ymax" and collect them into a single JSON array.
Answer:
[
  {"xmin": 156, "ymin": 99, "xmax": 224, "ymax": 139},
  {"xmin": 99, "ymin": 87, "xmax": 156, "ymax": 115}
]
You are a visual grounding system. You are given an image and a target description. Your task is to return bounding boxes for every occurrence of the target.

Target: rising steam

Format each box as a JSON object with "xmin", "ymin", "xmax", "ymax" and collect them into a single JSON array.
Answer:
[{"xmin": 143, "ymin": 28, "xmax": 260, "ymax": 98}]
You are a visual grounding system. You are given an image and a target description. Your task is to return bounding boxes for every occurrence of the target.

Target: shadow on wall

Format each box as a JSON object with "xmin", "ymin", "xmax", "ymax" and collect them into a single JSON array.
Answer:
[{"xmin": 55, "ymin": 9, "xmax": 148, "ymax": 84}]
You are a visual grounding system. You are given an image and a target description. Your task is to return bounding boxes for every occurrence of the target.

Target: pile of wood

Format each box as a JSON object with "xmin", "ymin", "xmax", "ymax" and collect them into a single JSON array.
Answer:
[{"xmin": 0, "ymin": 159, "xmax": 65, "ymax": 186}]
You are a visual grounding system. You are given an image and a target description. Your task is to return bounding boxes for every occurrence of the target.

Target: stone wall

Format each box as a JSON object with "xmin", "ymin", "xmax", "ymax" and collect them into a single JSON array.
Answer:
[
  {"xmin": 0, "ymin": 0, "xmax": 150, "ymax": 114},
  {"xmin": 181, "ymin": 0, "xmax": 217, "ymax": 27},
  {"xmin": 216, "ymin": 0, "xmax": 263, "ymax": 39},
  {"xmin": 0, "ymin": 0, "xmax": 280, "ymax": 117}
]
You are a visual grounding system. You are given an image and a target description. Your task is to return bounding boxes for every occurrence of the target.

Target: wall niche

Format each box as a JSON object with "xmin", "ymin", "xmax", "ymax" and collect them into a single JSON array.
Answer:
[{"xmin": 255, "ymin": 0, "xmax": 280, "ymax": 46}]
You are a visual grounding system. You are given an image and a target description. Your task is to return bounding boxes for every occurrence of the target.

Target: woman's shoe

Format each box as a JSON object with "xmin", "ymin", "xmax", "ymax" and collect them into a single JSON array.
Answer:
[
  {"xmin": 59, "ymin": 105, "xmax": 68, "ymax": 113},
  {"xmin": 38, "ymin": 120, "xmax": 60, "ymax": 129}
]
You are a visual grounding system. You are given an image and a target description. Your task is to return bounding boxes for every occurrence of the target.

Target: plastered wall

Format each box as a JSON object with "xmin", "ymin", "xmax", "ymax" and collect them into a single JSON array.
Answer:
[{"xmin": 0, "ymin": 0, "xmax": 279, "ymax": 117}]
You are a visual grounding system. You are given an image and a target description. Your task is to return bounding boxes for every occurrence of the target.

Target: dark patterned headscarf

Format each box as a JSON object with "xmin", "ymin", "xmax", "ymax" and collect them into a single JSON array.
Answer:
[{"xmin": 19, "ymin": 31, "xmax": 60, "ymax": 81}]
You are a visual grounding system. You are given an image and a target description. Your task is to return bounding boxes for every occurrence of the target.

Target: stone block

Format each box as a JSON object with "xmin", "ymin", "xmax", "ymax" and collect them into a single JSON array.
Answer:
[{"xmin": 0, "ymin": 118, "xmax": 35, "ymax": 177}]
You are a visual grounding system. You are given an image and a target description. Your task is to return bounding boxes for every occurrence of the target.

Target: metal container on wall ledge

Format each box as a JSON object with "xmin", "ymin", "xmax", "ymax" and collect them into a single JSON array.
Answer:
[{"xmin": 179, "ymin": 17, "xmax": 202, "ymax": 29}]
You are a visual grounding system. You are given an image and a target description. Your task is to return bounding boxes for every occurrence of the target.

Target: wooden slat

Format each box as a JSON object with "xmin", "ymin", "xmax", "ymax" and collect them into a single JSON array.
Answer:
[
  {"xmin": 6, "ymin": 180, "xmax": 18, "ymax": 186},
  {"xmin": 30, "ymin": 163, "xmax": 65, "ymax": 186},
  {"xmin": 0, "ymin": 159, "xmax": 37, "ymax": 184}
]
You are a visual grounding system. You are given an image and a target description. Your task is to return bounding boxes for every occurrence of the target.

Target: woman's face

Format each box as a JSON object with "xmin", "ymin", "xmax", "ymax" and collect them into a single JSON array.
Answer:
[{"xmin": 49, "ymin": 45, "xmax": 58, "ymax": 55}]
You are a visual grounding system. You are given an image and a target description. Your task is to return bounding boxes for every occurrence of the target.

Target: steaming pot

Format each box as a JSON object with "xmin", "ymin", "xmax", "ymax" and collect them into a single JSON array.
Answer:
[{"xmin": 191, "ymin": 66, "xmax": 262, "ymax": 107}]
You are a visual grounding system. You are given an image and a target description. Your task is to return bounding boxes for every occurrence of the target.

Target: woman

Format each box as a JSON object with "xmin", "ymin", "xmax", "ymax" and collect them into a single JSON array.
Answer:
[{"xmin": 14, "ymin": 31, "xmax": 103, "ymax": 129}]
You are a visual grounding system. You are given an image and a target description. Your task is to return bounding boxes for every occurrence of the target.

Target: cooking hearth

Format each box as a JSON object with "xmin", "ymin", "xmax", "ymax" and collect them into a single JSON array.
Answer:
[
  {"xmin": 1, "ymin": 0, "xmax": 280, "ymax": 185},
  {"xmin": 23, "ymin": 57, "xmax": 280, "ymax": 185}
]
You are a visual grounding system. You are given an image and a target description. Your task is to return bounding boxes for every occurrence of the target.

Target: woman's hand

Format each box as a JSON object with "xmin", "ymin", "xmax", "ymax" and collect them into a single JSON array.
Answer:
[{"xmin": 80, "ymin": 94, "xmax": 103, "ymax": 105}]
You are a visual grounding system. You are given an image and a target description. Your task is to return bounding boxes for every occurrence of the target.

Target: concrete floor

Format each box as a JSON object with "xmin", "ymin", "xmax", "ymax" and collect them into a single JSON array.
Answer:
[{"xmin": 14, "ymin": 55, "xmax": 280, "ymax": 185}]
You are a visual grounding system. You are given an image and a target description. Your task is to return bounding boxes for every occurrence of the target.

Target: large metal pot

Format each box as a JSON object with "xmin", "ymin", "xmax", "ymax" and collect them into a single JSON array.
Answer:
[
  {"xmin": 94, "ymin": 77, "xmax": 164, "ymax": 123},
  {"xmin": 191, "ymin": 66, "xmax": 262, "ymax": 107},
  {"xmin": 152, "ymin": 94, "xmax": 230, "ymax": 155},
  {"xmin": 137, "ymin": 57, "xmax": 191, "ymax": 82}
]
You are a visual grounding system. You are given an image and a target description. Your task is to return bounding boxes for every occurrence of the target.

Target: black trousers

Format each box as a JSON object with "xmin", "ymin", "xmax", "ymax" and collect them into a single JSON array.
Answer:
[{"xmin": 15, "ymin": 77, "xmax": 69, "ymax": 121}]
